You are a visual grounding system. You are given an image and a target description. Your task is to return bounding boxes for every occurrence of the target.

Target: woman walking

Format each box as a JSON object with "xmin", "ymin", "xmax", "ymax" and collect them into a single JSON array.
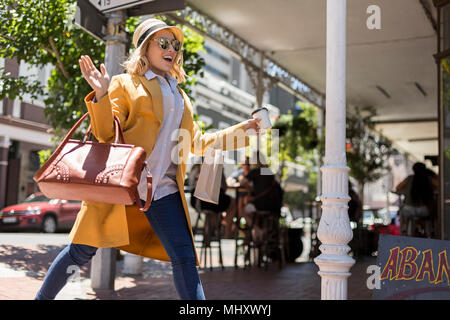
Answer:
[{"xmin": 35, "ymin": 18, "xmax": 260, "ymax": 300}]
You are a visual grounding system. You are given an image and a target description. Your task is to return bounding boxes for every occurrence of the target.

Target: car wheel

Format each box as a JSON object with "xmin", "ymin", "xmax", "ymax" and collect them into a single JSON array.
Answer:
[{"xmin": 42, "ymin": 216, "xmax": 57, "ymax": 233}]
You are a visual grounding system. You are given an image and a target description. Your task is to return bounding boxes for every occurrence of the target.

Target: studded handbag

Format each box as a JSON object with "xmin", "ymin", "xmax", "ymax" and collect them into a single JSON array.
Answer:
[{"xmin": 33, "ymin": 112, "xmax": 152, "ymax": 211}]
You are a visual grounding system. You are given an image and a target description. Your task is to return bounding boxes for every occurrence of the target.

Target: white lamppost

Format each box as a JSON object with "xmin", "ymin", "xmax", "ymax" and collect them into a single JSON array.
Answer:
[{"xmin": 314, "ymin": 0, "xmax": 355, "ymax": 300}]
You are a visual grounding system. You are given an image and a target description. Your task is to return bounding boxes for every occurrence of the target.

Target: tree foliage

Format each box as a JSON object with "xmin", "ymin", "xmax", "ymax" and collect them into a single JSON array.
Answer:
[
  {"xmin": 272, "ymin": 102, "xmax": 319, "ymax": 163},
  {"xmin": 0, "ymin": 0, "xmax": 103, "ymax": 138},
  {"xmin": 271, "ymin": 102, "xmax": 321, "ymax": 210},
  {"xmin": 346, "ymin": 106, "xmax": 394, "ymax": 202}
]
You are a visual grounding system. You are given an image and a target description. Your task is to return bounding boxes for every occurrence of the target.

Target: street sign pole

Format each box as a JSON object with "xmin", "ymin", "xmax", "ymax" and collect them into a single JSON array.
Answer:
[
  {"xmin": 104, "ymin": 9, "xmax": 128, "ymax": 76},
  {"xmin": 89, "ymin": 9, "xmax": 128, "ymax": 292}
]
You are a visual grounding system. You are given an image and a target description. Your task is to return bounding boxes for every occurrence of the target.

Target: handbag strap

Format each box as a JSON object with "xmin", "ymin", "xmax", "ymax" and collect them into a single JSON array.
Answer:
[
  {"xmin": 56, "ymin": 112, "xmax": 124, "ymax": 152},
  {"xmin": 33, "ymin": 113, "xmax": 95, "ymax": 180},
  {"xmin": 135, "ymin": 162, "xmax": 152, "ymax": 212},
  {"xmin": 49, "ymin": 112, "xmax": 124, "ymax": 169},
  {"xmin": 83, "ymin": 115, "xmax": 125, "ymax": 144}
]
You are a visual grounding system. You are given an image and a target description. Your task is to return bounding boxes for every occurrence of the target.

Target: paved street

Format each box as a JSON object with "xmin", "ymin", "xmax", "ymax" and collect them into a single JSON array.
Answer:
[{"xmin": 0, "ymin": 231, "xmax": 375, "ymax": 300}]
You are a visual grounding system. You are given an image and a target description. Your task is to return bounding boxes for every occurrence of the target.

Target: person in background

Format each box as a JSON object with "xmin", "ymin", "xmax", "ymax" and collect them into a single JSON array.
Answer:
[
  {"xmin": 239, "ymin": 151, "xmax": 283, "ymax": 244},
  {"xmin": 396, "ymin": 162, "xmax": 438, "ymax": 237},
  {"xmin": 348, "ymin": 181, "xmax": 362, "ymax": 224},
  {"xmin": 227, "ymin": 156, "xmax": 251, "ymax": 185},
  {"xmin": 222, "ymin": 156, "xmax": 251, "ymax": 239}
]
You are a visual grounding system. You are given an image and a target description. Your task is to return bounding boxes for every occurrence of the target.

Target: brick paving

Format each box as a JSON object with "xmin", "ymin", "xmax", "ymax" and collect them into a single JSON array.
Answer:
[{"xmin": 0, "ymin": 240, "xmax": 375, "ymax": 300}]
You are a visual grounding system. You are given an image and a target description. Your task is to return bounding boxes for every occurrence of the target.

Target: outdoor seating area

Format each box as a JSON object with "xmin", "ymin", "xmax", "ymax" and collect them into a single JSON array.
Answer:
[
  {"xmin": 190, "ymin": 175, "xmax": 436, "ymax": 272},
  {"xmin": 189, "ymin": 182, "xmax": 324, "ymax": 271},
  {"xmin": 191, "ymin": 192, "xmax": 287, "ymax": 271}
]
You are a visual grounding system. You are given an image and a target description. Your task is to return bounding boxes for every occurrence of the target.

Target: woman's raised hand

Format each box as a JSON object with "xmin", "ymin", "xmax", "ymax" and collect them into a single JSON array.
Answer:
[{"xmin": 79, "ymin": 55, "xmax": 110, "ymax": 100}]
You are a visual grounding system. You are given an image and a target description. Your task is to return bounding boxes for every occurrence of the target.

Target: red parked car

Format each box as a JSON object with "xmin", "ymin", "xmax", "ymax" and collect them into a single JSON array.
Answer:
[{"xmin": 0, "ymin": 192, "xmax": 81, "ymax": 233}]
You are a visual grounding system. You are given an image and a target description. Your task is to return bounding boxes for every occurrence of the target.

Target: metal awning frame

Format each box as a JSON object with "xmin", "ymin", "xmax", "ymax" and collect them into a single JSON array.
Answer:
[{"xmin": 165, "ymin": 3, "xmax": 325, "ymax": 109}]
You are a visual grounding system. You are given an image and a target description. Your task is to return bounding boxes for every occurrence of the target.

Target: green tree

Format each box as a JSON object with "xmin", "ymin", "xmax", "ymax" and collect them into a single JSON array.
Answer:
[
  {"xmin": 0, "ymin": 1, "xmax": 205, "ymax": 142},
  {"xmin": 282, "ymin": 169, "xmax": 319, "ymax": 214},
  {"xmin": 270, "ymin": 102, "xmax": 321, "ymax": 210},
  {"xmin": 0, "ymin": 0, "xmax": 105, "ymax": 139},
  {"xmin": 272, "ymin": 103, "xmax": 319, "ymax": 164},
  {"xmin": 346, "ymin": 106, "xmax": 394, "ymax": 205}
]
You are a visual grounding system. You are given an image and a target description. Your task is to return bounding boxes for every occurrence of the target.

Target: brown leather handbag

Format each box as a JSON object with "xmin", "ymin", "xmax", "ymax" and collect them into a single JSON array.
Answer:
[{"xmin": 33, "ymin": 112, "xmax": 152, "ymax": 211}]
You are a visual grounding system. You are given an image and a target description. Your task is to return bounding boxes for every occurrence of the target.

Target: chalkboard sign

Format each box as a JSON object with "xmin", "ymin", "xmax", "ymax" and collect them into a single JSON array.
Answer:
[{"xmin": 373, "ymin": 234, "xmax": 450, "ymax": 300}]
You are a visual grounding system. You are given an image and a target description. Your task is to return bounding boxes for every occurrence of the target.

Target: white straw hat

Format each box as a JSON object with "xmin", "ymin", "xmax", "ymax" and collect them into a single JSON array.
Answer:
[{"xmin": 133, "ymin": 18, "xmax": 184, "ymax": 50}]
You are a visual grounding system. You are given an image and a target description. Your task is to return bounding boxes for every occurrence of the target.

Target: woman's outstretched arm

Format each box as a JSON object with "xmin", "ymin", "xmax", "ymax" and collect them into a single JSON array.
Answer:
[{"xmin": 191, "ymin": 118, "xmax": 261, "ymax": 156}]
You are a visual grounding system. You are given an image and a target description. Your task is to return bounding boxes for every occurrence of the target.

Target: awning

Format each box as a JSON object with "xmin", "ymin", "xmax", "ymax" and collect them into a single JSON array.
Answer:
[{"xmin": 183, "ymin": 0, "xmax": 438, "ymax": 161}]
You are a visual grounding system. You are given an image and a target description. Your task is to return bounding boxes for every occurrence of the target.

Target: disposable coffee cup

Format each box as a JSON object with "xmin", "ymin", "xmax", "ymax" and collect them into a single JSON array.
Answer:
[{"xmin": 251, "ymin": 107, "xmax": 272, "ymax": 130}]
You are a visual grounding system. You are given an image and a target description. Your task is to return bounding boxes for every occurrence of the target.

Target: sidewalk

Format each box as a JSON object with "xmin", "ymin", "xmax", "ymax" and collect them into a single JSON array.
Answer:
[{"xmin": 0, "ymin": 238, "xmax": 376, "ymax": 300}]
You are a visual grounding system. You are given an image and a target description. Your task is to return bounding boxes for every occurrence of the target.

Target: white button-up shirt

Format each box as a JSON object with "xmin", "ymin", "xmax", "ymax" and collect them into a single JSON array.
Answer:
[{"xmin": 137, "ymin": 69, "xmax": 185, "ymax": 201}]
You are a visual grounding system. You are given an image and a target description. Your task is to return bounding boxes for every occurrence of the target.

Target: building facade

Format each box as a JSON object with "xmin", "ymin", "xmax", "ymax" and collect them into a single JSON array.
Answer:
[
  {"xmin": 193, "ymin": 39, "xmax": 281, "ymax": 128},
  {"xmin": 0, "ymin": 58, "xmax": 53, "ymax": 209}
]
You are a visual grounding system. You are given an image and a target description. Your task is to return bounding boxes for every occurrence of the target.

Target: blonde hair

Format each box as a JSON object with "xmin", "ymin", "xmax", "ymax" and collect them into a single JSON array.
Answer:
[{"xmin": 122, "ymin": 32, "xmax": 187, "ymax": 83}]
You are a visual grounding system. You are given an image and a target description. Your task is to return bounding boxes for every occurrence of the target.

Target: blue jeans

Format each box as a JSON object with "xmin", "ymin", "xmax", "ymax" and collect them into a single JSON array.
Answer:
[{"xmin": 35, "ymin": 191, "xmax": 205, "ymax": 300}]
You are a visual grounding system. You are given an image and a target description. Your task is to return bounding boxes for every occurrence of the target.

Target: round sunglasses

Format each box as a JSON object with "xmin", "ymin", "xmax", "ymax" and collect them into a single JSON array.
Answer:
[{"xmin": 150, "ymin": 37, "xmax": 182, "ymax": 52}]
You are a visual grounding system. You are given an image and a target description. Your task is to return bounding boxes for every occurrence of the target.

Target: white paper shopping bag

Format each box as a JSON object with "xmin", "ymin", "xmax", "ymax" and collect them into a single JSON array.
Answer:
[{"xmin": 193, "ymin": 147, "xmax": 224, "ymax": 204}]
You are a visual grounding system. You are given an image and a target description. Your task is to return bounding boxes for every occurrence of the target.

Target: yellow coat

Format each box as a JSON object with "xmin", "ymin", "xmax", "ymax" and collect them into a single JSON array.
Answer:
[{"xmin": 68, "ymin": 73, "xmax": 249, "ymax": 265}]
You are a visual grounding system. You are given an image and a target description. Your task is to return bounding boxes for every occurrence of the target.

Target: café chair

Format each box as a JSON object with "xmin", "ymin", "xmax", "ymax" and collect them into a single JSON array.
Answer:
[
  {"xmin": 198, "ymin": 209, "xmax": 225, "ymax": 271},
  {"xmin": 234, "ymin": 214, "xmax": 255, "ymax": 269},
  {"xmin": 250, "ymin": 210, "xmax": 285, "ymax": 271}
]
